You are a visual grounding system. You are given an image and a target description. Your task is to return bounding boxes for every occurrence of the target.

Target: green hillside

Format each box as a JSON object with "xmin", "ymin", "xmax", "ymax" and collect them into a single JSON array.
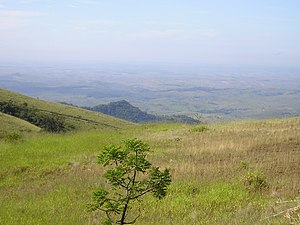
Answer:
[
  {"xmin": 0, "ymin": 116, "xmax": 299, "ymax": 224},
  {"xmin": 0, "ymin": 88, "xmax": 134, "ymax": 132},
  {"xmin": 0, "ymin": 112, "xmax": 40, "ymax": 136}
]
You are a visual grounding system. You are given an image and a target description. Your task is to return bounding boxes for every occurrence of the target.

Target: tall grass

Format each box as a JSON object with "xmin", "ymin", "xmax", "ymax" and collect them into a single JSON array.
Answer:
[{"xmin": 0, "ymin": 118, "xmax": 299, "ymax": 224}]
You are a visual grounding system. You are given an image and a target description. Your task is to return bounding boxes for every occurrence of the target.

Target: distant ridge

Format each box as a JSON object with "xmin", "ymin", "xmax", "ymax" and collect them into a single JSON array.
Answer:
[
  {"xmin": 85, "ymin": 100, "xmax": 157, "ymax": 123},
  {"xmin": 85, "ymin": 100, "xmax": 199, "ymax": 124}
]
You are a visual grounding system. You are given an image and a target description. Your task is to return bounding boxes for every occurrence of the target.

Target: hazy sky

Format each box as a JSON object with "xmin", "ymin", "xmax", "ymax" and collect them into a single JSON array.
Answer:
[{"xmin": 0, "ymin": 0, "xmax": 299, "ymax": 66}]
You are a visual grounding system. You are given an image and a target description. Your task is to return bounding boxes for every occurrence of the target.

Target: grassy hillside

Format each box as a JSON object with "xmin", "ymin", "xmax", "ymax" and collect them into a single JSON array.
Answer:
[
  {"xmin": 0, "ymin": 112, "xmax": 40, "ymax": 137},
  {"xmin": 0, "ymin": 117, "xmax": 299, "ymax": 224},
  {"xmin": 0, "ymin": 88, "xmax": 134, "ymax": 132}
]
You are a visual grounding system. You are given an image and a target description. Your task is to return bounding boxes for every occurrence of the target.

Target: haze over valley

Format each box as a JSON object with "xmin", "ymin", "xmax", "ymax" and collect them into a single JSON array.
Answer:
[{"xmin": 1, "ymin": 62, "xmax": 300, "ymax": 122}]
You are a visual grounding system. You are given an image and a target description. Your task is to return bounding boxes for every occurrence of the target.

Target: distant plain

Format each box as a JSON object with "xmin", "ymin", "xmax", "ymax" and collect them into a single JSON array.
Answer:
[{"xmin": 1, "ymin": 63, "xmax": 300, "ymax": 123}]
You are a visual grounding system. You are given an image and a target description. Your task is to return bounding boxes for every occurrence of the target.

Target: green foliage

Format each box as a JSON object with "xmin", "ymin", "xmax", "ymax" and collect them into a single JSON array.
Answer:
[
  {"xmin": 89, "ymin": 139, "xmax": 172, "ymax": 225},
  {"xmin": 36, "ymin": 113, "xmax": 66, "ymax": 132},
  {"xmin": 240, "ymin": 161, "xmax": 268, "ymax": 192},
  {"xmin": 190, "ymin": 125, "xmax": 209, "ymax": 132}
]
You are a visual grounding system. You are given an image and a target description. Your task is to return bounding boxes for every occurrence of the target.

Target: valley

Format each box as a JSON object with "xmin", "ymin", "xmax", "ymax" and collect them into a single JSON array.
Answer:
[{"xmin": 1, "ymin": 63, "xmax": 300, "ymax": 123}]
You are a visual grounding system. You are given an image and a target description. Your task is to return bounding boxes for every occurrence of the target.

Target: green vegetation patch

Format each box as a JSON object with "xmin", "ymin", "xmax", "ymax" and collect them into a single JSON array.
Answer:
[{"xmin": 129, "ymin": 181, "xmax": 269, "ymax": 225}]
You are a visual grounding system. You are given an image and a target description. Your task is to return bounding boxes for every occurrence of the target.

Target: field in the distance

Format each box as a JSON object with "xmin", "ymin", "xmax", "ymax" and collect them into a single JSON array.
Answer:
[
  {"xmin": 1, "ymin": 63, "xmax": 300, "ymax": 123},
  {"xmin": 0, "ymin": 117, "xmax": 299, "ymax": 224}
]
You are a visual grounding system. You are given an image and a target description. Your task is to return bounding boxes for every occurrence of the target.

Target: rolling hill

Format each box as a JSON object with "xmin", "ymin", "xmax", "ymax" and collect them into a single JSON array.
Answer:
[
  {"xmin": 0, "ymin": 112, "xmax": 40, "ymax": 137},
  {"xmin": 85, "ymin": 100, "xmax": 199, "ymax": 124},
  {"xmin": 0, "ymin": 88, "xmax": 134, "ymax": 132},
  {"xmin": 85, "ymin": 100, "xmax": 158, "ymax": 123}
]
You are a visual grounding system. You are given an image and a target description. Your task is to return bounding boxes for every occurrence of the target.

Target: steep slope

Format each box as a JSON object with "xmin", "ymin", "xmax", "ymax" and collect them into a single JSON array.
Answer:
[{"xmin": 0, "ymin": 88, "xmax": 134, "ymax": 131}]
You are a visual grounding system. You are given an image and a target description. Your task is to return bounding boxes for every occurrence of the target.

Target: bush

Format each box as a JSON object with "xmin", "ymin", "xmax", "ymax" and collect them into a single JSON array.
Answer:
[
  {"xmin": 89, "ymin": 139, "xmax": 172, "ymax": 225},
  {"xmin": 240, "ymin": 161, "xmax": 268, "ymax": 192},
  {"xmin": 35, "ymin": 114, "xmax": 66, "ymax": 132},
  {"xmin": 190, "ymin": 125, "xmax": 209, "ymax": 133}
]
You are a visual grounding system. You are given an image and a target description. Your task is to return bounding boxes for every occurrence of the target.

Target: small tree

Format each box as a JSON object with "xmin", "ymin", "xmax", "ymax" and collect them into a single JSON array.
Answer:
[
  {"xmin": 89, "ymin": 139, "xmax": 171, "ymax": 225},
  {"xmin": 240, "ymin": 161, "xmax": 268, "ymax": 192}
]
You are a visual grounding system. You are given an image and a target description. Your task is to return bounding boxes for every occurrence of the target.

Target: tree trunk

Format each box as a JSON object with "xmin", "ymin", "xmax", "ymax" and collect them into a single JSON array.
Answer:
[{"xmin": 120, "ymin": 199, "xmax": 129, "ymax": 225}]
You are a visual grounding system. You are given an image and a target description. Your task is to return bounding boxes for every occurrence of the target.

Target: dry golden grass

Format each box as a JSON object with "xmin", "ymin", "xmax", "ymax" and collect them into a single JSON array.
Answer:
[{"xmin": 140, "ymin": 118, "xmax": 300, "ymax": 197}]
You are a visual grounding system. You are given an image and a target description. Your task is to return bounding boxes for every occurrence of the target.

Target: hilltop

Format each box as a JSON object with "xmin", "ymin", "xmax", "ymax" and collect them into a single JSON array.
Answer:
[
  {"xmin": 0, "ymin": 88, "xmax": 134, "ymax": 133},
  {"xmin": 86, "ymin": 100, "xmax": 199, "ymax": 124},
  {"xmin": 85, "ymin": 100, "xmax": 158, "ymax": 123}
]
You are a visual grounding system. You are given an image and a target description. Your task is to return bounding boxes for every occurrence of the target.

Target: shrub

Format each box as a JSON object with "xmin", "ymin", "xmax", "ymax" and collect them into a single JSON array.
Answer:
[
  {"xmin": 35, "ymin": 114, "xmax": 66, "ymax": 132},
  {"xmin": 240, "ymin": 161, "xmax": 268, "ymax": 192},
  {"xmin": 190, "ymin": 125, "xmax": 209, "ymax": 133},
  {"xmin": 89, "ymin": 139, "xmax": 172, "ymax": 225}
]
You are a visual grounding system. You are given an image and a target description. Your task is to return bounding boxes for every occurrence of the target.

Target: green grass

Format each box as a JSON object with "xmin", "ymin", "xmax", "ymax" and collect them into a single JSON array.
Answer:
[
  {"xmin": 0, "ymin": 88, "xmax": 134, "ymax": 132},
  {"xmin": 0, "ymin": 177, "xmax": 271, "ymax": 225},
  {"xmin": 135, "ymin": 181, "xmax": 270, "ymax": 225},
  {"xmin": 0, "ymin": 129, "xmax": 140, "ymax": 187},
  {"xmin": 0, "ymin": 117, "xmax": 299, "ymax": 224},
  {"xmin": 0, "ymin": 112, "xmax": 40, "ymax": 137}
]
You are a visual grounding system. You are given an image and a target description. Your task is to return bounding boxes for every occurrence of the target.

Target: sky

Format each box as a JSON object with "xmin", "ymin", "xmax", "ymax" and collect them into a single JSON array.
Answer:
[{"xmin": 0, "ymin": 0, "xmax": 299, "ymax": 66}]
